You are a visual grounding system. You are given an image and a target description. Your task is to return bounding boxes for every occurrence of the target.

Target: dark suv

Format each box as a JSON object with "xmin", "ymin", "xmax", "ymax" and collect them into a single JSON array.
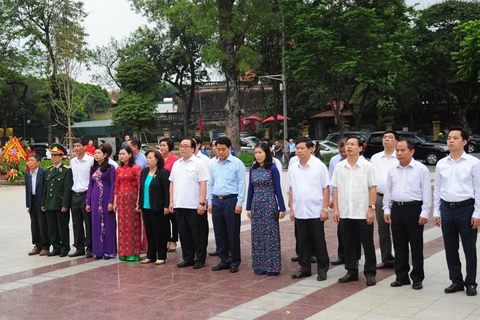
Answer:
[
  {"xmin": 363, "ymin": 131, "xmax": 449, "ymax": 165},
  {"xmin": 325, "ymin": 131, "xmax": 368, "ymax": 144}
]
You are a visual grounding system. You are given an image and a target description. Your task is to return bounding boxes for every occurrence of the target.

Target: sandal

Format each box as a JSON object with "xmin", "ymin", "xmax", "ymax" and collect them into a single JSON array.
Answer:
[{"xmin": 167, "ymin": 243, "xmax": 177, "ymax": 252}]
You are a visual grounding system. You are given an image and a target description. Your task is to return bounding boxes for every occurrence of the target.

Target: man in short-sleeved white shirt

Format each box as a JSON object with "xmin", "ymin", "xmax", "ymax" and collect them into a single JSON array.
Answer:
[
  {"xmin": 333, "ymin": 136, "xmax": 377, "ymax": 286},
  {"xmin": 288, "ymin": 137, "xmax": 330, "ymax": 281},
  {"xmin": 169, "ymin": 138, "xmax": 209, "ymax": 269}
]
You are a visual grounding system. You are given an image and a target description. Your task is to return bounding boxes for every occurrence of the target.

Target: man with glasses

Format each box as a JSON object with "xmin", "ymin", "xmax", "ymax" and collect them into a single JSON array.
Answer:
[
  {"xmin": 169, "ymin": 138, "xmax": 209, "ymax": 269},
  {"xmin": 41, "ymin": 143, "xmax": 73, "ymax": 257}
]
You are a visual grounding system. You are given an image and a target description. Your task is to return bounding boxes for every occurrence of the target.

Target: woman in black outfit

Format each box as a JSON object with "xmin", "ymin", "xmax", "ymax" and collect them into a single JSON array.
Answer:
[{"xmin": 138, "ymin": 149, "xmax": 170, "ymax": 265}]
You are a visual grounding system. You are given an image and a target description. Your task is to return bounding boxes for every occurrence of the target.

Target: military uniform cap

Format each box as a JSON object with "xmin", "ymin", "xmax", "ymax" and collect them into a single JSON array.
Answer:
[{"xmin": 50, "ymin": 143, "xmax": 67, "ymax": 155}]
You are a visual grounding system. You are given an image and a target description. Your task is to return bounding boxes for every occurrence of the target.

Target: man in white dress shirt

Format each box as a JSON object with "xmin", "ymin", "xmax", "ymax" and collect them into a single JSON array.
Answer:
[
  {"xmin": 433, "ymin": 126, "xmax": 480, "ymax": 297},
  {"xmin": 369, "ymin": 130, "xmax": 398, "ymax": 269},
  {"xmin": 333, "ymin": 137, "xmax": 377, "ymax": 286},
  {"xmin": 169, "ymin": 138, "xmax": 209, "ymax": 269},
  {"xmin": 69, "ymin": 138, "xmax": 94, "ymax": 258},
  {"xmin": 383, "ymin": 140, "xmax": 431, "ymax": 290},
  {"xmin": 288, "ymin": 137, "xmax": 330, "ymax": 281}
]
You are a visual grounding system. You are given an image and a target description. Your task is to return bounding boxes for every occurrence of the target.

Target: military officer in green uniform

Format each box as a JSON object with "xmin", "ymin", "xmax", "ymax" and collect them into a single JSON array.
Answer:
[{"xmin": 41, "ymin": 143, "xmax": 73, "ymax": 257}]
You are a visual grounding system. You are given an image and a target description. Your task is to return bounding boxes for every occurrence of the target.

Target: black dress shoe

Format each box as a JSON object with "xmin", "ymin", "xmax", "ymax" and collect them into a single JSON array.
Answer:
[
  {"xmin": 68, "ymin": 250, "xmax": 85, "ymax": 257},
  {"xmin": 59, "ymin": 252, "xmax": 68, "ymax": 257},
  {"xmin": 444, "ymin": 283, "xmax": 464, "ymax": 294},
  {"xmin": 466, "ymin": 285, "xmax": 477, "ymax": 296},
  {"xmin": 47, "ymin": 251, "xmax": 60, "ymax": 257},
  {"xmin": 412, "ymin": 282, "xmax": 423, "ymax": 290},
  {"xmin": 103, "ymin": 256, "xmax": 112, "ymax": 260},
  {"xmin": 211, "ymin": 263, "xmax": 230, "ymax": 271},
  {"xmin": 331, "ymin": 258, "xmax": 345, "ymax": 266},
  {"xmin": 366, "ymin": 276, "xmax": 376, "ymax": 286},
  {"xmin": 338, "ymin": 273, "xmax": 359, "ymax": 283},
  {"xmin": 317, "ymin": 272, "xmax": 327, "ymax": 281},
  {"xmin": 390, "ymin": 280, "xmax": 410, "ymax": 287},
  {"xmin": 291, "ymin": 256, "xmax": 299, "ymax": 262},
  {"xmin": 94, "ymin": 255, "xmax": 103, "ymax": 260},
  {"xmin": 193, "ymin": 262, "xmax": 205, "ymax": 269},
  {"xmin": 291, "ymin": 271, "xmax": 311, "ymax": 279},
  {"xmin": 377, "ymin": 262, "xmax": 394, "ymax": 269},
  {"xmin": 230, "ymin": 266, "xmax": 239, "ymax": 273},
  {"xmin": 208, "ymin": 251, "xmax": 218, "ymax": 256},
  {"xmin": 310, "ymin": 256, "xmax": 317, "ymax": 263},
  {"xmin": 85, "ymin": 251, "xmax": 93, "ymax": 258},
  {"xmin": 177, "ymin": 260, "xmax": 194, "ymax": 268}
]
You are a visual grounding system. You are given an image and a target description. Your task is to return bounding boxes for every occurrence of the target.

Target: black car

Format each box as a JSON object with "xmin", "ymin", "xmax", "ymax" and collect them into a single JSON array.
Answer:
[
  {"xmin": 363, "ymin": 131, "xmax": 449, "ymax": 165},
  {"xmin": 325, "ymin": 131, "xmax": 369, "ymax": 144},
  {"xmin": 435, "ymin": 134, "xmax": 479, "ymax": 153},
  {"xmin": 28, "ymin": 142, "xmax": 50, "ymax": 159}
]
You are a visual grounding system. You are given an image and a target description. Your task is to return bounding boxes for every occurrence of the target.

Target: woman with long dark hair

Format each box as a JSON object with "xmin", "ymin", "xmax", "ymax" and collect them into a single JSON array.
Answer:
[
  {"xmin": 113, "ymin": 146, "xmax": 142, "ymax": 261},
  {"xmin": 246, "ymin": 143, "xmax": 286, "ymax": 275},
  {"xmin": 138, "ymin": 149, "xmax": 170, "ymax": 265},
  {"xmin": 86, "ymin": 146, "xmax": 116, "ymax": 259}
]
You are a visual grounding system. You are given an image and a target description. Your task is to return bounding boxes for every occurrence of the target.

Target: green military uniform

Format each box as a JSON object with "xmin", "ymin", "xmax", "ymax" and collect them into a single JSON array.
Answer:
[{"xmin": 41, "ymin": 144, "xmax": 73, "ymax": 256}]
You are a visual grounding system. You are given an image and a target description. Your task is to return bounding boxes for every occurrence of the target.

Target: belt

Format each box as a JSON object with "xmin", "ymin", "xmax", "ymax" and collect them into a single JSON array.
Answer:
[
  {"xmin": 213, "ymin": 194, "xmax": 237, "ymax": 200},
  {"xmin": 73, "ymin": 191, "xmax": 87, "ymax": 196},
  {"xmin": 377, "ymin": 193, "xmax": 384, "ymax": 197},
  {"xmin": 442, "ymin": 199, "xmax": 474, "ymax": 209},
  {"xmin": 393, "ymin": 200, "xmax": 423, "ymax": 206}
]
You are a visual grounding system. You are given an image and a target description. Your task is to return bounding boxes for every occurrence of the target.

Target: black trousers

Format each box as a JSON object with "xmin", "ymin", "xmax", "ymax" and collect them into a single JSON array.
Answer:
[
  {"xmin": 376, "ymin": 194, "xmax": 395, "ymax": 264},
  {"xmin": 143, "ymin": 209, "xmax": 169, "ymax": 260},
  {"xmin": 71, "ymin": 192, "xmax": 92, "ymax": 252},
  {"xmin": 295, "ymin": 218, "xmax": 329, "ymax": 275},
  {"xmin": 336, "ymin": 223, "xmax": 362, "ymax": 261},
  {"xmin": 212, "ymin": 196, "xmax": 241, "ymax": 267},
  {"xmin": 167, "ymin": 212, "xmax": 178, "ymax": 242},
  {"xmin": 46, "ymin": 209, "xmax": 70, "ymax": 254},
  {"xmin": 176, "ymin": 208, "xmax": 208, "ymax": 264},
  {"xmin": 441, "ymin": 201, "xmax": 478, "ymax": 287},
  {"xmin": 341, "ymin": 218, "xmax": 376, "ymax": 277},
  {"xmin": 30, "ymin": 196, "xmax": 50, "ymax": 250},
  {"xmin": 391, "ymin": 203, "xmax": 424, "ymax": 283},
  {"xmin": 294, "ymin": 220, "xmax": 317, "ymax": 256}
]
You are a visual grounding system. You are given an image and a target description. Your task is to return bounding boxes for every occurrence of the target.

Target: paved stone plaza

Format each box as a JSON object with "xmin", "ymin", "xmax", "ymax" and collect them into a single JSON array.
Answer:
[{"xmin": 0, "ymin": 170, "xmax": 479, "ymax": 320}]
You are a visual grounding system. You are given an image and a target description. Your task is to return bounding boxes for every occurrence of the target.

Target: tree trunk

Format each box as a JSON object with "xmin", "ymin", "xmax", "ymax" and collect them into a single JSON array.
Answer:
[{"xmin": 224, "ymin": 73, "xmax": 240, "ymax": 152}]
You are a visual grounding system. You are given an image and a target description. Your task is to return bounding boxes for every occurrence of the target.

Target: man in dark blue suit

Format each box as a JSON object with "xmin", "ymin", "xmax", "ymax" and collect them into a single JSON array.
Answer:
[{"xmin": 25, "ymin": 153, "xmax": 50, "ymax": 255}]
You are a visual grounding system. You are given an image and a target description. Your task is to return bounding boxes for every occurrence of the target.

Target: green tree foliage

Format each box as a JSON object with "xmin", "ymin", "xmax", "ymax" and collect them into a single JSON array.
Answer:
[
  {"xmin": 3, "ymin": 0, "xmax": 88, "ymax": 143},
  {"xmin": 283, "ymin": 0, "xmax": 410, "ymax": 132},
  {"xmin": 408, "ymin": 0, "xmax": 480, "ymax": 130},
  {"xmin": 128, "ymin": 0, "xmax": 210, "ymax": 136},
  {"xmin": 112, "ymin": 56, "xmax": 159, "ymax": 136},
  {"xmin": 453, "ymin": 20, "xmax": 480, "ymax": 84}
]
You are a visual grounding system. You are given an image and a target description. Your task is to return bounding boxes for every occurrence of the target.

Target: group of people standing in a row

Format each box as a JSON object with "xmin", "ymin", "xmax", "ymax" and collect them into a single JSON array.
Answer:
[
  {"xmin": 314, "ymin": 127, "xmax": 478, "ymax": 297},
  {"xmin": 24, "ymin": 127, "xmax": 478, "ymax": 297}
]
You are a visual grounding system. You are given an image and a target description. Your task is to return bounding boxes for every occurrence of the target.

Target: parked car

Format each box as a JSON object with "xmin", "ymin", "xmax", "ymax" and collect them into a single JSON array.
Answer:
[
  {"xmin": 363, "ymin": 131, "xmax": 449, "ymax": 165},
  {"xmin": 436, "ymin": 134, "xmax": 480, "ymax": 153},
  {"xmin": 325, "ymin": 131, "xmax": 369, "ymax": 145},
  {"xmin": 29, "ymin": 143, "xmax": 50, "ymax": 159},
  {"xmin": 312, "ymin": 140, "xmax": 339, "ymax": 156},
  {"xmin": 240, "ymin": 136, "xmax": 260, "ymax": 154}
]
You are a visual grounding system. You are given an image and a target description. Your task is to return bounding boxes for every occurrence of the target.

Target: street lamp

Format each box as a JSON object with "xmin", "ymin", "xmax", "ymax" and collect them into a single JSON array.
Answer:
[{"xmin": 258, "ymin": 73, "xmax": 287, "ymax": 145}]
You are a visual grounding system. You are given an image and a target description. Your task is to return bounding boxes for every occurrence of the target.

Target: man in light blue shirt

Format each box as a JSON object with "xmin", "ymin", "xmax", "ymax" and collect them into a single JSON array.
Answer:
[
  {"xmin": 208, "ymin": 137, "xmax": 246, "ymax": 273},
  {"xmin": 128, "ymin": 138, "xmax": 147, "ymax": 169}
]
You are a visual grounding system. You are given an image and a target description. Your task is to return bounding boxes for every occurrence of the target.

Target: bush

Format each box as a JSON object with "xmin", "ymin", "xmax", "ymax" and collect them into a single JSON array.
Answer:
[
  {"xmin": 321, "ymin": 152, "xmax": 336, "ymax": 167},
  {"xmin": 236, "ymin": 153, "xmax": 255, "ymax": 167}
]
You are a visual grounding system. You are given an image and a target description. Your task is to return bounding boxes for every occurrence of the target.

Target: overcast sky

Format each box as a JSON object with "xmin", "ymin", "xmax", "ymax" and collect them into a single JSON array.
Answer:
[{"xmin": 80, "ymin": 0, "xmax": 440, "ymax": 85}]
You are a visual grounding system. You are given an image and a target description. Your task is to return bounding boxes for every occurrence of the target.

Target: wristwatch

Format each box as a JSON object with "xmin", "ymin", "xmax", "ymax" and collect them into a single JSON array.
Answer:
[
  {"xmin": 199, "ymin": 202, "xmax": 206, "ymax": 206},
  {"xmin": 369, "ymin": 205, "xmax": 376, "ymax": 210}
]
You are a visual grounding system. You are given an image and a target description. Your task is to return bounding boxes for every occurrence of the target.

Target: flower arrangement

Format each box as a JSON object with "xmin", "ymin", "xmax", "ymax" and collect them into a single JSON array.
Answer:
[{"xmin": 1, "ymin": 137, "xmax": 27, "ymax": 182}]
